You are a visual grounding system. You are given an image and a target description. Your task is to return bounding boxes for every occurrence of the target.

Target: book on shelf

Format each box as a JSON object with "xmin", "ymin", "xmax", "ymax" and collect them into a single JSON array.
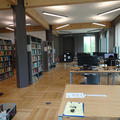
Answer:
[{"xmin": 63, "ymin": 102, "xmax": 84, "ymax": 117}]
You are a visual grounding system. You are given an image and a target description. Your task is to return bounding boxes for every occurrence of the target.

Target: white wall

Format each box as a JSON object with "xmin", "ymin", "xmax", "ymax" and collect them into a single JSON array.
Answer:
[
  {"xmin": 27, "ymin": 31, "xmax": 46, "ymax": 41},
  {"xmin": 0, "ymin": 31, "xmax": 46, "ymax": 43},
  {"xmin": 0, "ymin": 33, "xmax": 14, "ymax": 43}
]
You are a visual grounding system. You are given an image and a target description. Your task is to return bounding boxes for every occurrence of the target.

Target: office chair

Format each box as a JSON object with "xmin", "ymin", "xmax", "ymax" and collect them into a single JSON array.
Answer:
[
  {"xmin": 86, "ymin": 73, "xmax": 100, "ymax": 84},
  {"xmin": 105, "ymin": 55, "xmax": 117, "ymax": 66}
]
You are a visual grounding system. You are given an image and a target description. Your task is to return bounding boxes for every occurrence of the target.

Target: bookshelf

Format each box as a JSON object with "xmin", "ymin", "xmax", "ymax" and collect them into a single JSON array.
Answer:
[
  {"xmin": 0, "ymin": 39, "xmax": 14, "ymax": 81},
  {"xmin": 43, "ymin": 41, "xmax": 54, "ymax": 71},
  {"xmin": 27, "ymin": 35, "xmax": 43, "ymax": 84}
]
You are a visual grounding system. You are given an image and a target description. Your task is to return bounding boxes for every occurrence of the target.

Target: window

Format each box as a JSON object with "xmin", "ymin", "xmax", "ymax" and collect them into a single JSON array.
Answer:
[
  {"xmin": 115, "ymin": 22, "xmax": 120, "ymax": 58},
  {"xmin": 84, "ymin": 36, "xmax": 95, "ymax": 54}
]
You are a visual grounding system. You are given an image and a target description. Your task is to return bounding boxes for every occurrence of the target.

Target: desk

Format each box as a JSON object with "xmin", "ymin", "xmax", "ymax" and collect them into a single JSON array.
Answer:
[
  {"xmin": 58, "ymin": 85, "xmax": 120, "ymax": 120},
  {"xmin": 70, "ymin": 66, "xmax": 120, "ymax": 85}
]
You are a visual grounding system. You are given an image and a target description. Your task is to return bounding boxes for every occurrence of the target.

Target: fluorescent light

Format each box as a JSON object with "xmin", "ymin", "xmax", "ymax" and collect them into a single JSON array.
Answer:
[
  {"xmin": 6, "ymin": 27, "xmax": 14, "ymax": 31},
  {"xmin": 56, "ymin": 24, "xmax": 70, "ymax": 29},
  {"xmin": 9, "ymin": 23, "xmax": 31, "ymax": 27},
  {"xmin": 9, "ymin": 24, "xmax": 14, "ymax": 27},
  {"xmin": 45, "ymin": 5, "xmax": 70, "ymax": 12},
  {"xmin": 93, "ymin": 22, "xmax": 106, "ymax": 27},
  {"xmin": 98, "ymin": 7, "xmax": 120, "ymax": 16},
  {"xmin": 42, "ymin": 11, "xmax": 67, "ymax": 18},
  {"xmin": 26, "ymin": 23, "xmax": 31, "ymax": 26}
]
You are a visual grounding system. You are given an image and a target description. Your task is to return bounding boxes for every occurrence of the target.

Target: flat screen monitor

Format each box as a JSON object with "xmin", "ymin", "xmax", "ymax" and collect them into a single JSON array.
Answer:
[
  {"xmin": 78, "ymin": 55, "xmax": 98, "ymax": 66},
  {"xmin": 93, "ymin": 52, "xmax": 106, "ymax": 57},
  {"xmin": 104, "ymin": 53, "xmax": 114, "ymax": 59}
]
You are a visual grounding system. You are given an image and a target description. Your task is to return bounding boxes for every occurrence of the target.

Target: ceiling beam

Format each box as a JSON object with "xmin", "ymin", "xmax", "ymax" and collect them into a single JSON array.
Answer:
[
  {"xmin": 0, "ymin": 26, "xmax": 45, "ymax": 33},
  {"xmin": 26, "ymin": 8, "xmax": 49, "ymax": 30},
  {"xmin": 24, "ymin": 0, "xmax": 114, "ymax": 7},
  {"xmin": 0, "ymin": 0, "xmax": 11, "ymax": 10},
  {"xmin": 52, "ymin": 22, "xmax": 111, "ymax": 30},
  {"xmin": 27, "ymin": 25, "xmax": 45, "ymax": 32},
  {"xmin": 7, "ymin": 0, "xmax": 17, "ymax": 5},
  {"xmin": 52, "ymin": 30, "xmax": 59, "ymax": 36}
]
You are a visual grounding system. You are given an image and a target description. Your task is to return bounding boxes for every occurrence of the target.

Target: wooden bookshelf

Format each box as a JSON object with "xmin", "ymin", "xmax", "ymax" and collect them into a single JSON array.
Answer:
[
  {"xmin": 27, "ymin": 35, "xmax": 43, "ymax": 84},
  {"xmin": 0, "ymin": 39, "xmax": 14, "ymax": 80}
]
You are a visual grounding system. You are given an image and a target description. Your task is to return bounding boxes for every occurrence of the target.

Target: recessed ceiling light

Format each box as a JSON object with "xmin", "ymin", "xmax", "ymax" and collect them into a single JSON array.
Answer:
[
  {"xmin": 93, "ymin": 22, "xmax": 106, "ymax": 27},
  {"xmin": 42, "ymin": 11, "xmax": 67, "ymax": 18},
  {"xmin": 6, "ymin": 27, "xmax": 14, "ymax": 31},
  {"xmin": 56, "ymin": 24, "xmax": 70, "ymax": 29},
  {"xmin": 98, "ymin": 7, "xmax": 120, "ymax": 16}
]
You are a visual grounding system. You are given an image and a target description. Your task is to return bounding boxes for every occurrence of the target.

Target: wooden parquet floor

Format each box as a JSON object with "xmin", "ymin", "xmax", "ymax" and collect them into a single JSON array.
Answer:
[{"xmin": 0, "ymin": 63, "xmax": 120, "ymax": 120}]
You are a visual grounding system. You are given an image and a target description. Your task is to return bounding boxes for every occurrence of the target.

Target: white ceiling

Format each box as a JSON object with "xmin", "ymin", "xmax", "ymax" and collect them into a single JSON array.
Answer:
[
  {"xmin": 0, "ymin": 9, "xmax": 38, "ymax": 28},
  {"xmin": 35, "ymin": 1, "xmax": 120, "ymax": 24},
  {"xmin": 0, "ymin": 1, "xmax": 120, "ymax": 34}
]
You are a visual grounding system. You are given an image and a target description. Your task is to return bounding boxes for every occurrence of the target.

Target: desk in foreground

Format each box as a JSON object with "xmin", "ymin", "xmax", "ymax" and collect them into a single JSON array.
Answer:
[{"xmin": 58, "ymin": 85, "xmax": 120, "ymax": 120}]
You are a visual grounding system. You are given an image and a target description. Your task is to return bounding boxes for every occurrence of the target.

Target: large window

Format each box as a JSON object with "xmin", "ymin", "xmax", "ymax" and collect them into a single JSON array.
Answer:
[
  {"xmin": 115, "ymin": 22, "xmax": 120, "ymax": 58},
  {"xmin": 84, "ymin": 36, "xmax": 95, "ymax": 54}
]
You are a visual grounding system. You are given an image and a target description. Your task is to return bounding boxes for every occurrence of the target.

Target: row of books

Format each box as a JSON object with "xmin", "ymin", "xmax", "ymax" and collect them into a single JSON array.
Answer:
[
  {"xmin": 0, "ymin": 67, "xmax": 12, "ymax": 74},
  {"xmin": 32, "ymin": 62, "xmax": 38, "ymax": 68},
  {"xmin": 32, "ymin": 56, "xmax": 38, "ymax": 61},
  {"xmin": 32, "ymin": 67, "xmax": 42, "ymax": 75},
  {"xmin": 0, "ymin": 51, "xmax": 12, "ymax": 56},
  {"xmin": 0, "ymin": 56, "xmax": 11, "ymax": 62},
  {"xmin": 38, "ymin": 55, "xmax": 42, "ymax": 60},
  {"xmin": 0, "ymin": 45, "xmax": 12, "ymax": 50},
  {"xmin": 32, "ymin": 44, "xmax": 42, "ymax": 49},
  {"xmin": 32, "ymin": 49, "xmax": 42, "ymax": 55},
  {"xmin": 32, "ymin": 56, "xmax": 42, "ymax": 61},
  {"xmin": 32, "ymin": 61, "xmax": 42, "ymax": 68},
  {"xmin": 0, "ymin": 40, "xmax": 11, "ymax": 45},
  {"xmin": 0, "ymin": 72, "xmax": 13, "ymax": 80},
  {"xmin": 0, "ymin": 62, "xmax": 11, "ymax": 67}
]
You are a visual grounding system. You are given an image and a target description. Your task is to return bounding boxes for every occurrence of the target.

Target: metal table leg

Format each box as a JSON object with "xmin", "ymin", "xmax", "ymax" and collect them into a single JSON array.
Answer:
[
  {"xmin": 112, "ymin": 73, "xmax": 115, "ymax": 85},
  {"xmin": 107, "ymin": 73, "xmax": 110, "ymax": 85},
  {"xmin": 70, "ymin": 72, "xmax": 73, "ymax": 84},
  {"xmin": 98, "ymin": 73, "xmax": 101, "ymax": 85},
  {"xmin": 58, "ymin": 116, "xmax": 63, "ymax": 120}
]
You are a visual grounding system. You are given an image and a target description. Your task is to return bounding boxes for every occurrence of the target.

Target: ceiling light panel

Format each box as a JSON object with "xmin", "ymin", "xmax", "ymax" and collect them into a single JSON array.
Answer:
[
  {"xmin": 97, "ymin": 1, "xmax": 120, "ymax": 8},
  {"xmin": 93, "ymin": 22, "xmax": 106, "ymax": 27},
  {"xmin": 91, "ymin": 16, "xmax": 108, "ymax": 21},
  {"xmin": 98, "ymin": 7, "xmax": 120, "ymax": 16},
  {"xmin": 42, "ymin": 11, "xmax": 67, "ymax": 18},
  {"xmin": 44, "ymin": 5, "xmax": 70, "ymax": 12},
  {"xmin": 56, "ymin": 24, "xmax": 70, "ymax": 29},
  {"xmin": 6, "ymin": 27, "xmax": 14, "ymax": 31}
]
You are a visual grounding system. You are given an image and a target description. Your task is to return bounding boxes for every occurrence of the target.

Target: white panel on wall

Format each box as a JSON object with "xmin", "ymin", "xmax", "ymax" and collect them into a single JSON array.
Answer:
[{"xmin": 27, "ymin": 31, "xmax": 46, "ymax": 41}]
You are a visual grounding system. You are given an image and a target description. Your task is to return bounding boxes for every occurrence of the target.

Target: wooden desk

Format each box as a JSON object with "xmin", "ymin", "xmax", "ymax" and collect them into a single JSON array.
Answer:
[
  {"xmin": 58, "ymin": 85, "xmax": 120, "ymax": 120},
  {"xmin": 70, "ymin": 66, "xmax": 120, "ymax": 84}
]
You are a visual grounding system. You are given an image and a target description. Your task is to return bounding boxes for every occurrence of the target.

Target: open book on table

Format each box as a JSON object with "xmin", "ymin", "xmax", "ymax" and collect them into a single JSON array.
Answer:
[{"xmin": 63, "ymin": 102, "xmax": 84, "ymax": 117}]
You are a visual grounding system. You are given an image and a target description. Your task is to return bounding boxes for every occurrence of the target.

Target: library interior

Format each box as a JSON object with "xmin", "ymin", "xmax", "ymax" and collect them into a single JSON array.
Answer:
[{"xmin": 0, "ymin": 0, "xmax": 120, "ymax": 120}]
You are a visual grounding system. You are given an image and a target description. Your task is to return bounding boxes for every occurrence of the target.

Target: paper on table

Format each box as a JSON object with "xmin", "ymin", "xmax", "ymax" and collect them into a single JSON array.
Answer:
[
  {"xmin": 66, "ymin": 93, "xmax": 107, "ymax": 98},
  {"xmin": 66, "ymin": 93, "xmax": 85, "ymax": 98}
]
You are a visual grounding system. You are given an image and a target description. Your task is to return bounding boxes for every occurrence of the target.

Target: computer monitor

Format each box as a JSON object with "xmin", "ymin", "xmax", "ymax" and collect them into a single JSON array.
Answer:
[
  {"xmin": 104, "ymin": 53, "xmax": 114, "ymax": 59},
  {"xmin": 78, "ymin": 55, "xmax": 98, "ymax": 66},
  {"xmin": 93, "ymin": 52, "xmax": 106, "ymax": 58}
]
